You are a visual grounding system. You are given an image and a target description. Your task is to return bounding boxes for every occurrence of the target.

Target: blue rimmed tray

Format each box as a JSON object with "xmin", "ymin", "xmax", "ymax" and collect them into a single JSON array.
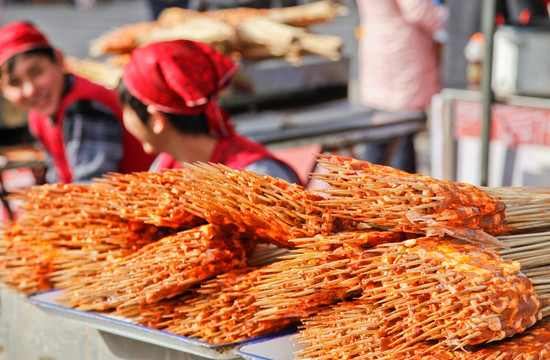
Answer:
[{"xmin": 236, "ymin": 331, "xmax": 302, "ymax": 360}]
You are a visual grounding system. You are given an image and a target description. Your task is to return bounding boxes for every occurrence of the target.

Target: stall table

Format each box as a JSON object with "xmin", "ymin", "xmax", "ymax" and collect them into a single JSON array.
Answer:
[
  {"xmin": 431, "ymin": 88, "xmax": 550, "ymax": 187},
  {"xmin": 0, "ymin": 98, "xmax": 427, "ymax": 360}
]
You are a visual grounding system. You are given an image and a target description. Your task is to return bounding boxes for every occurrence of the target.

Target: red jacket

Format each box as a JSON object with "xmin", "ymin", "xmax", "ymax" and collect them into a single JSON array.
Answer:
[
  {"xmin": 28, "ymin": 76, "xmax": 155, "ymax": 183},
  {"xmin": 154, "ymin": 133, "xmax": 301, "ymax": 183}
]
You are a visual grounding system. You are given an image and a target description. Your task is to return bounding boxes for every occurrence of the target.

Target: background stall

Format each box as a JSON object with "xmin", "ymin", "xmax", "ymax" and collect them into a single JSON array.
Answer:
[{"xmin": 431, "ymin": 0, "xmax": 550, "ymax": 187}]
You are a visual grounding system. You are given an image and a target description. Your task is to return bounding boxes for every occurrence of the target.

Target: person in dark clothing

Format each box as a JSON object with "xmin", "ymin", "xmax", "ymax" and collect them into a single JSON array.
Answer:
[
  {"xmin": 148, "ymin": 0, "xmax": 190, "ymax": 20},
  {"xmin": 147, "ymin": 0, "xmax": 304, "ymax": 19}
]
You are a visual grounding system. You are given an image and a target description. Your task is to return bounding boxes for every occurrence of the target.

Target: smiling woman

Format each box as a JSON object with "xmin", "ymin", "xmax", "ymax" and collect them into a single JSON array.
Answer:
[{"xmin": 1, "ymin": 48, "xmax": 65, "ymax": 117}]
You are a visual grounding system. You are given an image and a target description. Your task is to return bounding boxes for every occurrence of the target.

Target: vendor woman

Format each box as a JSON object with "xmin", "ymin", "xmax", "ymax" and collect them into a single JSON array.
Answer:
[
  {"xmin": 0, "ymin": 21, "xmax": 155, "ymax": 184},
  {"xmin": 117, "ymin": 39, "xmax": 301, "ymax": 184}
]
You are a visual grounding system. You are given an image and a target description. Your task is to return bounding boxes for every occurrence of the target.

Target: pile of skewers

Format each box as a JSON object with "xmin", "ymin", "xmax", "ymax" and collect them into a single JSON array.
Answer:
[
  {"xmin": 2, "ymin": 154, "xmax": 550, "ymax": 358},
  {"xmin": 68, "ymin": 1, "xmax": 346, "ymax": 88},
  {"xmin": 91, "ymin": 0, "xmax": 346, "ymax": 62}
]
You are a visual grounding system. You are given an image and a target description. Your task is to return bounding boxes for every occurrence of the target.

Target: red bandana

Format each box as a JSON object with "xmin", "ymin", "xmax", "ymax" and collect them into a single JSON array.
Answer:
[
  {"xmin": 122, "ymin": 40, "xmax": 239, "ymax": 136},
  {"xmin": 0, "ymin": 22, "xmax": 52, "ymax": 66}
]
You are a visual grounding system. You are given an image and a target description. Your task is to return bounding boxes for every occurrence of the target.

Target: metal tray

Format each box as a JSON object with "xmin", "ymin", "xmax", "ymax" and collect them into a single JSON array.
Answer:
[
  {"xmin": 236, "ymin": 331, "xmax": 302, "ymax": 360},
  {"xmin": 28, "ymin": 290, "xmax": 254, "ymax": 359}
]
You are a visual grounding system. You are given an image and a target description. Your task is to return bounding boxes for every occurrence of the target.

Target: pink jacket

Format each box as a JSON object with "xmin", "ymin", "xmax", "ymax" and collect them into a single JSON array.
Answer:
[{"xmin": 357, "ymin": 0, "xmax": 447, "ymax": 111}]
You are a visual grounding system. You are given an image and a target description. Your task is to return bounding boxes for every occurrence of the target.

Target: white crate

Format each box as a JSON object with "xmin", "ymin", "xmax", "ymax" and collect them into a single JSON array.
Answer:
[{"xmin": 492, "ymin": 26, "xmax": 550, "ymax": 98}]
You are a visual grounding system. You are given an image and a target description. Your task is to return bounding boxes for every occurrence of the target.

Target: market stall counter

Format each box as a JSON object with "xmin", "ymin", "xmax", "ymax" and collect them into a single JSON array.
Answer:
[
  {"xmin": 431, "ymin": 88, "xmax": 550, "ymax": 187},
  {"xmin": 234, "ymin": 98, "xmax": 426, "ymax": 151},
  {"xmin": 0, "ymin": 101, "xmax": 428, "ymax": 360},
  {"xmin": 1, "ymin": 151, "xmax": 550, "ymax": 359}
]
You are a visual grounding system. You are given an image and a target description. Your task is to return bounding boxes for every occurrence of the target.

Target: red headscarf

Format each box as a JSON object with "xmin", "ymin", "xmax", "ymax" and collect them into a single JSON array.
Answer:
[
  {"xmin": 122, "ymin": 40, "xmax": 240, "ymax": 137},
  {"xmin": 0, "ymin": 21, "xmax": 52, "ymax": 66}
]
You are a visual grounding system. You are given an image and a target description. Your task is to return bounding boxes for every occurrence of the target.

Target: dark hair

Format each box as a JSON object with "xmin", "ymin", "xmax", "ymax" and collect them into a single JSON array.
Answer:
[
  {"xmin": 117, "ymin": 79, "xmax": 210, "ymax": 135},
  {"xmin": 4, "ymin": 47, "xmax": 55, "ymax": 75}
]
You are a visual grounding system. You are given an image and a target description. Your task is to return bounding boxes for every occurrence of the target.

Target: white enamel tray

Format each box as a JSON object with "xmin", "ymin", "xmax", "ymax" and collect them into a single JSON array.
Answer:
[{"xmin": 28, "ymin": 289, "xmax": 261, "ymax": 359}]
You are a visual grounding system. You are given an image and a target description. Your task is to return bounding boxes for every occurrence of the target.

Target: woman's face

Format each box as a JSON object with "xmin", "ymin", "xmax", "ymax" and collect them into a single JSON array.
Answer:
[
  {"xmin": 0, "ymin": 53, "xmax": 65, "ymax": 117},
  {"xmin": 122, "ymin": 105, "xmax": 161, "ymax": 155}
]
